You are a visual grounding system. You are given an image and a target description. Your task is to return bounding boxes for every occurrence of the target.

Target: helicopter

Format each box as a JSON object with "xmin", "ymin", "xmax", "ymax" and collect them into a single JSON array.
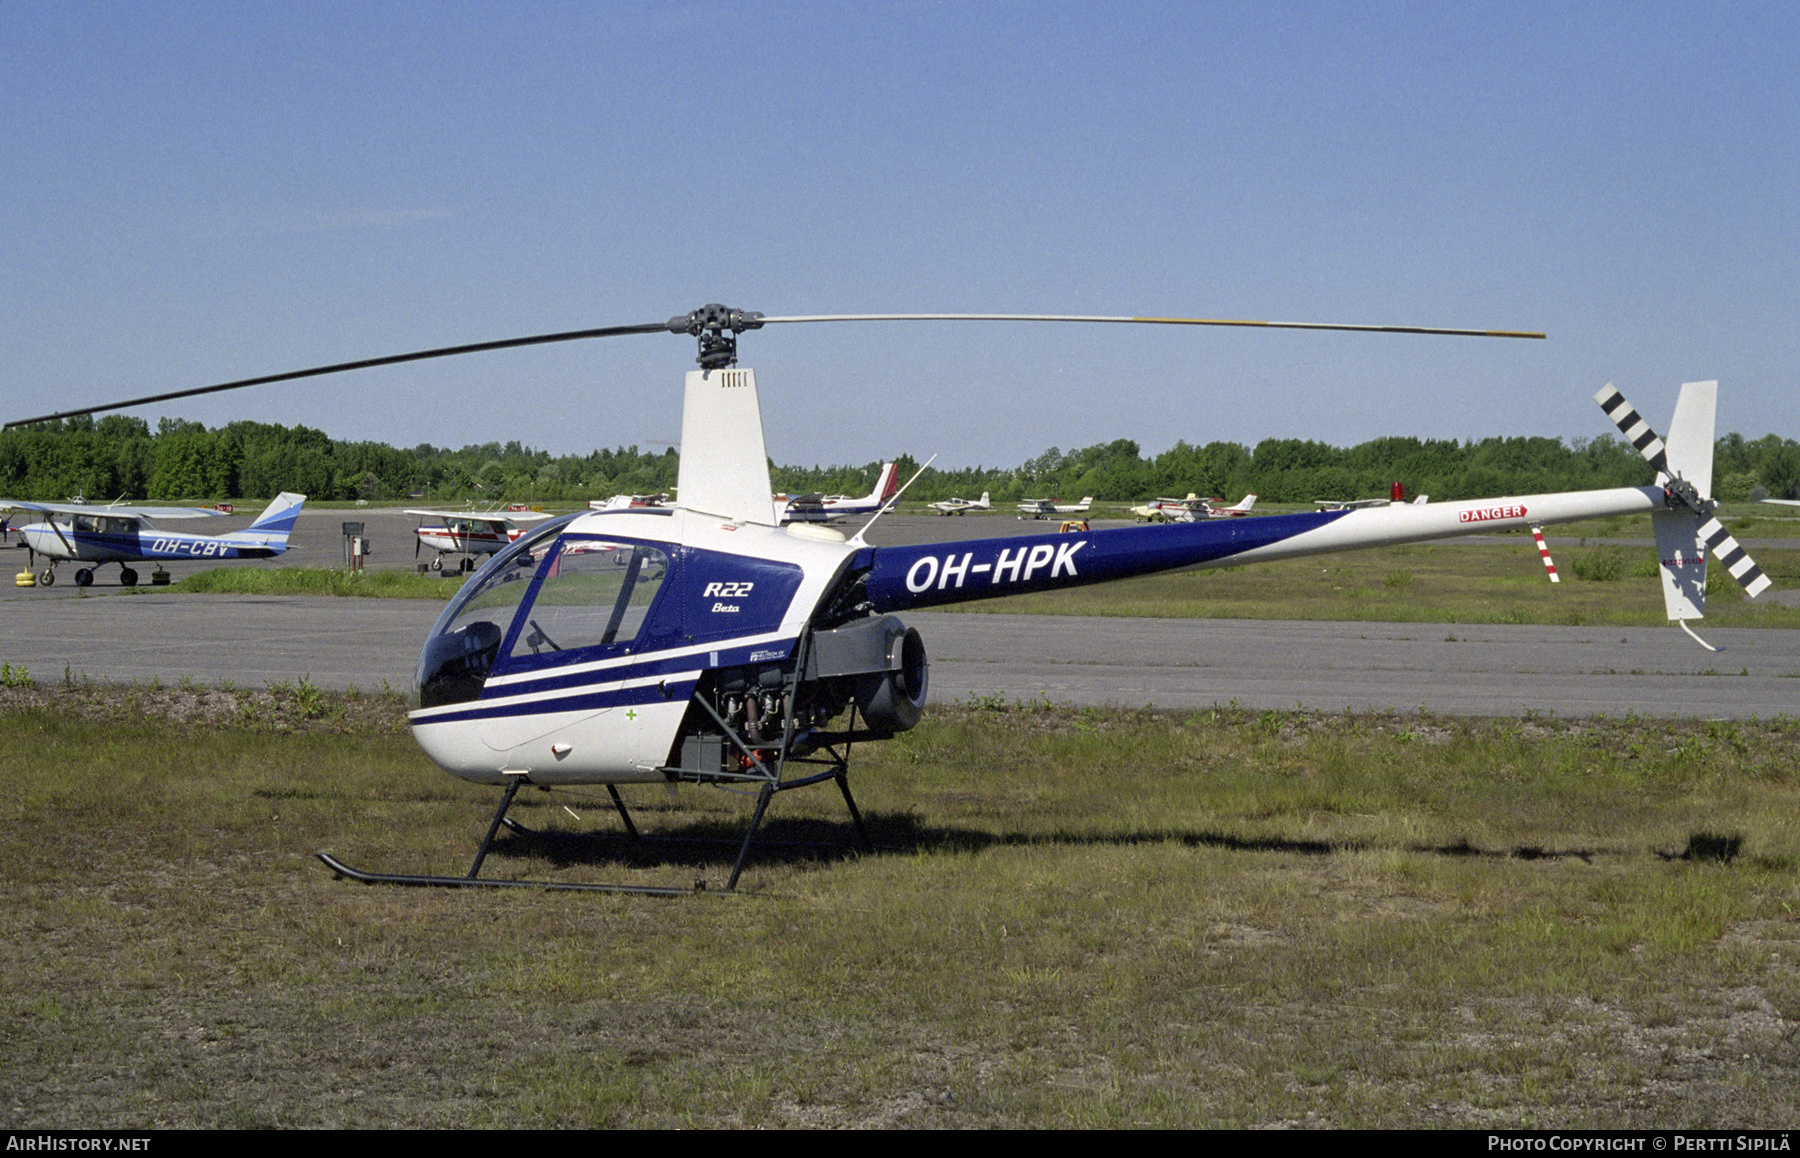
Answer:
[{"xmin": 5, "ymin": 305, "xmax": 1770, "ymax": 893}]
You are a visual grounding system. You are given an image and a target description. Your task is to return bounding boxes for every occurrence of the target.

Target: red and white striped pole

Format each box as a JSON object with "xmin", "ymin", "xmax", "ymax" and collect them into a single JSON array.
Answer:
[{"xmin": 1531, "ymin": 526, "xmax": 1560, "ymax": 583}]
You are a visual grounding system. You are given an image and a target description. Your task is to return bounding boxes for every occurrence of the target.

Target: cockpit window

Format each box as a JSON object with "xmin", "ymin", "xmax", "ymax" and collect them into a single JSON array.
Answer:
[
  {"xmin": 413, "ymin": 512, "xmax": 577, "ymax": 709},
  {"xmin": 504, "ymin": 541, "xmax": 670, "ymax": 660}
]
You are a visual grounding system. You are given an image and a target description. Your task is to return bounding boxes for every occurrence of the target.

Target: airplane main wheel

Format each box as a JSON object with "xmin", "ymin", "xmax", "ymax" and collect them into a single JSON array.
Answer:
[
  {"xmin": 39, "ymin": 569, "xmax": 55, "ymax": 586},
  {"xmin": 119, "ymin": 567, "xmax": 138, "ymax": 586},
  {"xmin": 74, "ymin": 568, "xmax": 94, "ymax": 587},
  {"xmin": 460, "ymin": 557, "xmax": 474, "ymax": 573}
]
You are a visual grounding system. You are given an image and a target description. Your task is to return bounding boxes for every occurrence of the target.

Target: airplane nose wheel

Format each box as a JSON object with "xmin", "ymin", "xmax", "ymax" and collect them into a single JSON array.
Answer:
[{"xmin": 40, "ymin": 568, "xmax": 56, "ymax": 586}]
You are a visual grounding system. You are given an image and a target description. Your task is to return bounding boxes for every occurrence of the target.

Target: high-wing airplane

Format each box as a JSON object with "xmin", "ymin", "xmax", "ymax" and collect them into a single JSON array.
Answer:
[
  {"xmin": 1209, "ymin": 494, "xmax": 1257, "ymax": 518},
  {"xmin": 589, "ymin": 493, "xmax": 671, "ymax": 511},
  {"xmin": 1133, "ymin": 493, "xmax": 1258, "ymax": 521},
  {"xmin": 777, "ymin": 462, "xmax": 900, "ymax": 523},
  {"xmin": 929, "ymin": 491, "xmax": 991, "ymax": 516},
  {"xmin": 14, "ymin": 304, "xmax": 1768, "ymax": 894},
  {"xmin": 1017, "ymin": 495, "xmax": 1093, "ymax": 519},
  {"xmin": 4, "ymin": 493, "xmax": 306, "ymax": 587},
  {"xmin": 408, "ymin": 507, "xmax": 556, "ymax": 572}
]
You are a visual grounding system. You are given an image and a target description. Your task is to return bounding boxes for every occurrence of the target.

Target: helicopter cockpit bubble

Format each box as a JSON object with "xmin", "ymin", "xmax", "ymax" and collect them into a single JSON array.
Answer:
[{"xmin": 413, "ymin": 512, "xmax": 578, "ymax": 709}]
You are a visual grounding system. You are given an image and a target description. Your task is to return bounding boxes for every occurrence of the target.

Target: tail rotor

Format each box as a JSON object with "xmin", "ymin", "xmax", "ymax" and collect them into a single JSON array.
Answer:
[{"xmin": 1593, "ymin": 383, "xmax": 1771, "ymax": 629}]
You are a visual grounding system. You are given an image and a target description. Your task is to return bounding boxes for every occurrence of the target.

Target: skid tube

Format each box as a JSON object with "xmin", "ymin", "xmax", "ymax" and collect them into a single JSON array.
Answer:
[{"xmin": 318, "ymin": 780, "xmax": 712, "ymax": 896}]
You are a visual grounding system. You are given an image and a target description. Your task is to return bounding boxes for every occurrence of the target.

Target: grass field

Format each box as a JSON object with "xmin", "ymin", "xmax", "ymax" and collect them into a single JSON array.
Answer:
[{"xmin": 3, "ymin": 683, "xmax": 1797, "ymax": 1128}]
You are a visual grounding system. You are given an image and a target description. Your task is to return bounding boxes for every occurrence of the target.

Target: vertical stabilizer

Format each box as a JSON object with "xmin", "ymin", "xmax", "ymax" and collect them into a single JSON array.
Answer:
[
  {"xmin": 1652, "ymin": 508, "xmax": 1708, "ymax": 620},
  {"xmin": 676, "ymin": 368, "xmax": 777, "ymax": 525},
  {"xmin": 1651, "ymin": 382, "xmax": 1721, "ymax": 620},
  {"xmin": 1662, "ymin": 381, "xmax": 1717, "ymax": 496}
]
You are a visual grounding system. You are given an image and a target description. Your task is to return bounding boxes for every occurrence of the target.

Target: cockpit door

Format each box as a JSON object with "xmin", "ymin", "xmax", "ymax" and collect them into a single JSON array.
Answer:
[{"xmin": 475, "ymin": 537, "xmax": 676, "ymax": 752}]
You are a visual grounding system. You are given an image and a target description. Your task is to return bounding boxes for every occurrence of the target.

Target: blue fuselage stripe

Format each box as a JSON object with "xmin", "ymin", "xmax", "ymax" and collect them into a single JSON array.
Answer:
[{"xmin": 863, "ymin": 511, "xmax": 1349, "ymax": 610}]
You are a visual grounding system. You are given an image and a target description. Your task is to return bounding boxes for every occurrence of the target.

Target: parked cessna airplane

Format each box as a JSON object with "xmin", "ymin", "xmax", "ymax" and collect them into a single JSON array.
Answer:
[
  {"xmin": 589, "ymin": 493, "xmax": 671, "ymax": 511},
  {"xmin": 1133, "ymin": 493, "xmax": 1259, "ymax": 522},
  {"xmin": 930, "ymin": 491, "xmax": 991, "ymax": 516},
  {"xmin": 4, "ymin": 492, "xmax": 306, "ymax": 587},
  {"xmin": 778, "ymin": 462, "xmax": 899, "ymax": 523},
  {"xmin": 1017, "ymin": 495, "xmax": 1094, "ymax": 519},
  {"xmin": 409, "ymin": 506, "xmax": 555, "ymax": 572}
]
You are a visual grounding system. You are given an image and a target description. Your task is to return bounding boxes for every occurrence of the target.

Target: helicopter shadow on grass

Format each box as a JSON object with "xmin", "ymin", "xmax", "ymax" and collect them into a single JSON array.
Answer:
[{"xmin": 478, "ymin": 794, "xmax": 1624, "ymax": 876}]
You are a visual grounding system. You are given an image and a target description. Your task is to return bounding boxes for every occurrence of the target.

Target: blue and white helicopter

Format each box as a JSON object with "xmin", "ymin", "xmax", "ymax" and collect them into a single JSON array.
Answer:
[
  {"xmin": 6, "ymin": 306, "xmax": 1769, "ymax": 892},
  {"xmin": 3, "ymin": 492, "xmax": 306, "ymax": 587}
]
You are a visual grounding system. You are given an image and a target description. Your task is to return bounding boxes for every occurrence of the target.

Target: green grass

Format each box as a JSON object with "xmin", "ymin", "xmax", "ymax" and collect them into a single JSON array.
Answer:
[
  {"xmin": 168, "ymin": 566, "xmax": 460, "ymax": 599},
  {"xmin": 3, "ymin": 685, "xmax": 1797, "ymax": 1127}
]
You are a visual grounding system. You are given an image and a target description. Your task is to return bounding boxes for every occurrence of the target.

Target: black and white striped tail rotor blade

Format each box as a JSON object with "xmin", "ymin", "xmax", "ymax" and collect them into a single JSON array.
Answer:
[
  {"xmin": 1593, "ymin": 383, "xmax": 1671, "ymax": 477},
  {"xmin": 1698, "ymin": 517, "xmax": 1772, "ymax": 598}
]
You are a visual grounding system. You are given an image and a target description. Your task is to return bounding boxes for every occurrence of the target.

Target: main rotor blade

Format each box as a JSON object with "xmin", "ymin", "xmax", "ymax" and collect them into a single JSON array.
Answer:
[
  {"xmin": 8, "ymin": 304, "xmax": 1543, "ymax": 430},
  {"xmin": 3, "ymin": 320, "xmax": 672, "ymax": 429},
  {"xmin": 760, "ymin": 313, "xmax": 1546, "ymax": 340}
]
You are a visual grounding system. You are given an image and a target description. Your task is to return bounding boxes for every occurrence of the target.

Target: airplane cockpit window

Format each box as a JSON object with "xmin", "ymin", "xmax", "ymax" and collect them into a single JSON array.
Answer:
[{"xmin": 504, "ymin": 541, "xmax": 670, "ymax": 660}]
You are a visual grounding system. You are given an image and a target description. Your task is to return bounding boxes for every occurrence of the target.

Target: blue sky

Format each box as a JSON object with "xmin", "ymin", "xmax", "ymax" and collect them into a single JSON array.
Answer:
[{"xmin": 5, "ymin": 1, "xmax": 1796, "ymax": 468}]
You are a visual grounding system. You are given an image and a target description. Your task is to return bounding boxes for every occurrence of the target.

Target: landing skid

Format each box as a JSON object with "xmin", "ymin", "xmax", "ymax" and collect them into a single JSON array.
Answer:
[
  {"xmin": 315, "ymin": 852, "xmax": 704, "ymax": 896},
  {"xmin": 320, "ymin": 717, "xmax": 874, "ymax": 895}
]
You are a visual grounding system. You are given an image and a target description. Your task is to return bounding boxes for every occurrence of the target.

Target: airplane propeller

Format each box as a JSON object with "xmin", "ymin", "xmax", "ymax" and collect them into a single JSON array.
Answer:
[
  {"xmin": 1594, "ymin": 383, "xmax": 1770, "ymax": 599},
  {"xmin": 2, "ymin": 305, "xmax": 1543, "ymax": 429}
]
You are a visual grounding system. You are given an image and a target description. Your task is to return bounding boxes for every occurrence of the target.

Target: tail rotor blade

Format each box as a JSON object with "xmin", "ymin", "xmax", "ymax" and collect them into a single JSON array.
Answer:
[
  {"xmin": 1594, "ymin": 384, "xmax": 1671, "ymax": 477},
  {"xmin": 1698, "ymin": 517, "xmax": 1772, "ymax": 597}
]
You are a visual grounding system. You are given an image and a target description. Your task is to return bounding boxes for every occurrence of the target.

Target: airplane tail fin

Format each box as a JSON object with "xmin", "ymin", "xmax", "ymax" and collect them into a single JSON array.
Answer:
[
  {"xmin": 1231, "ymin": 494, "xmax": 1257, "ymax": 512},
  {"xmin": 875, "ymin": 462, "xmax": 900, "ymax": 503},
  {"xmin": 248, "ymin": 492, "xmax": 306, "ymax": 537},
  {"xmin": 1076, "ymin": 496, "xmax": 1093, "ymax": 511},
  {"xmin": 976, "ymin": 491, "xmax": 990, "ymax": 508}
]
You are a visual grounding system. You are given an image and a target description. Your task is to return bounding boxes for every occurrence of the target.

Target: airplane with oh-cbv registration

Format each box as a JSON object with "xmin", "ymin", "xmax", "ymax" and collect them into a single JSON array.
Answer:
[{"xmin": 4, "ymin": 492, "xmax": 306, "ymax": 587}]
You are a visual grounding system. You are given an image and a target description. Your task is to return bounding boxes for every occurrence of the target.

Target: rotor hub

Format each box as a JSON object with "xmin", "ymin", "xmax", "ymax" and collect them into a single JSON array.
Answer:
[
  {"xmin": 666, "ymin": 304, "xmax": 766, "ymax": 370},
  {"xmin": 1662, "ymin": 476, "xmax": 1711, "ymax": 516}
]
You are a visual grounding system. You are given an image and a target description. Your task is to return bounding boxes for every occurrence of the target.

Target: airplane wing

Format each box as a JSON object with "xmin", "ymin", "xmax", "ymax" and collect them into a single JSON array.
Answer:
[
  {"xmin": 0, "ymin": 498, "xmax": 227, "ymax": 519},
  {"xmin": 406, "ymin": 508, "xmax": 553, "ymax": 524}
]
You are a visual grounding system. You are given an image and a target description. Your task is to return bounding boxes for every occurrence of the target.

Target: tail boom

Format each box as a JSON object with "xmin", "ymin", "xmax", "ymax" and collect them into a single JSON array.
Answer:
[{"xmin": 864, "ymin": 486, "xmax": 1662, "ymax": 612}]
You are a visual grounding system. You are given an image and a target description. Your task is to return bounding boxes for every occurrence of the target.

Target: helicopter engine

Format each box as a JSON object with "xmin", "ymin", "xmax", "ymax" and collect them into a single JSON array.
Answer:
[{"xmin": 672, "ymin": 614, "xmax": 929, "ymax": 778}]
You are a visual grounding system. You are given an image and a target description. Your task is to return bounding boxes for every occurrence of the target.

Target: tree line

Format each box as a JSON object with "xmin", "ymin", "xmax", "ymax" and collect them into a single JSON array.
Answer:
[{"xmin": 2, "ymin": 413, "xmax": 1795, "ymax": 506}]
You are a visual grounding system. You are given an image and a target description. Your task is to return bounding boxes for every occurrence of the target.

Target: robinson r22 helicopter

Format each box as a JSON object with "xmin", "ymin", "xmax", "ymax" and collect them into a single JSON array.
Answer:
[{"xmin": 6, "ymin": 306, "xmax": 1770, "ymax": 893}]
